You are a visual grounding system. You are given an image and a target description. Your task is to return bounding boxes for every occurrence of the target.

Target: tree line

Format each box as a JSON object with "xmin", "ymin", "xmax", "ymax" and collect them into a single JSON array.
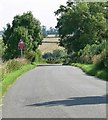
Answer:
[{"xmin": 41, "ymin": 26, "xmax": 58, "ymax": 38}]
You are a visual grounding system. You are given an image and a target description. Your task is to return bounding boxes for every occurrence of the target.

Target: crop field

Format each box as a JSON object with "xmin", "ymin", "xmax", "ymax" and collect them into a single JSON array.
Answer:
[{"xmin": 39, "ymin": 37, "xmax": 64, "ymax": 54}]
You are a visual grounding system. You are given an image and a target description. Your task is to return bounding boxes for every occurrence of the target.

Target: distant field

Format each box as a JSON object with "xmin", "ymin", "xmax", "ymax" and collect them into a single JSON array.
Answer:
[{"xmin": 39, "ymin": 37, "xmax": 64, "ymax": 54}]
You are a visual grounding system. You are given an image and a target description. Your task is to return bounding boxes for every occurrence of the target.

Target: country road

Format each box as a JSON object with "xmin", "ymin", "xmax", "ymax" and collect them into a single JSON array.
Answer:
[{"xmin": 2, "ymin": 64, "xmax": 107, "ymax": 118}]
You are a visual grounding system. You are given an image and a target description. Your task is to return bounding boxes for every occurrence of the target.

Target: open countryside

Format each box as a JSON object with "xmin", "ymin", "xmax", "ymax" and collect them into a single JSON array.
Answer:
[
  {"xmin": 39, "ymin": 36, "xmax": 64, "ymax": 54},
  {"xmin": 0, "ymin": 0, "xmax": 108, "ymax": 119}
]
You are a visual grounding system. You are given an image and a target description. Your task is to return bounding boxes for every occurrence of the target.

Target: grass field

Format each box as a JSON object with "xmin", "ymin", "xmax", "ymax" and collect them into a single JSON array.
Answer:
[{"xmin": 39, "ymin": 37, "xmax": 64, "ymax": 54}]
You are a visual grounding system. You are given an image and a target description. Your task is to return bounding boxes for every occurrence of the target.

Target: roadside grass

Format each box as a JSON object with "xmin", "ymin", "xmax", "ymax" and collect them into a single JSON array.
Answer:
[
  {"xmin": 71, "ymin": 63, "xmax": 108, "ymax": 81},
  {"xmin": 0, "ymin": 61, "xmax": 47, "ymax": 99},
  {"xmin": 1, "ymin": 63, "xmax": 36, "ymax": 97}
]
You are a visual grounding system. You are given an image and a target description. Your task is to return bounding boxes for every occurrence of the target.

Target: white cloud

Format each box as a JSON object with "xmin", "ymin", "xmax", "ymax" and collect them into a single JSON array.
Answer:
[{"xmin": 0, "ymin": 0, "xmax": 67, "ymax": 30}]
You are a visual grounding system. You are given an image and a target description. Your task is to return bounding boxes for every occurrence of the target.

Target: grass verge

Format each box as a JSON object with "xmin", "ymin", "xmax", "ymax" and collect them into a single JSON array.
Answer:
[
  {"xmin": 1, "ymin": 63, "xmax": 37, "ymax": 98},
  {"xmin": 71, "ymin": 63, "xmax": 108, "ymax": 81}
]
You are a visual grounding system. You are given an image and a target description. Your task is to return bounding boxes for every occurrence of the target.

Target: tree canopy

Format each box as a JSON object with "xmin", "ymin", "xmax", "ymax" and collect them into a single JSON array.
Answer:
[
  {"xmin": 3, "ymin": 11, "xmax": 43, "ymax": 60},
  {"xmin": 55, "ymin": 1, "xmax": 107, "ymax": 53}
]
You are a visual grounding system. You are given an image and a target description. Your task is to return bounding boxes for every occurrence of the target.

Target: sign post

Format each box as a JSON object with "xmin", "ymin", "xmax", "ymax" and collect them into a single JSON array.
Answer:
[{"xmin": 18, "ymin": 39, "xmax": 25, "ymax": 57}]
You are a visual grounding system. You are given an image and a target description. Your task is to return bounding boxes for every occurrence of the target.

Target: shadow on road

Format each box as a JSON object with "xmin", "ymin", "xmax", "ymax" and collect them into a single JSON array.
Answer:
[{"xmin": 26, "ymin": 95, "xmax": 107, "ymax": 107}]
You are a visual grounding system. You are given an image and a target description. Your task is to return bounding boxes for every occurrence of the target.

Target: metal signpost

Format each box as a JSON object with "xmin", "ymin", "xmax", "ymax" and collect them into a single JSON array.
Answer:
[{"xmin": 18, "ymin": 39, "xmax": 25, "ymax": 57}]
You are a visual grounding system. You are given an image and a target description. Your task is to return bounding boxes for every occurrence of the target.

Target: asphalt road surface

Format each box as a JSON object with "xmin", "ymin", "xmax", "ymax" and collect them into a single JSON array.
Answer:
[{"xmin": 2, "ymin": 64, "xmax": 107, "ymax": 118}]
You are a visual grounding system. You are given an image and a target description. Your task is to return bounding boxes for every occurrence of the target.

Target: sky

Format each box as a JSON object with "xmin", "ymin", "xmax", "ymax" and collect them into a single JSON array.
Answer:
[{"xmin": 0, "ymin": 0, "xmax": 67, "ymax": 30}]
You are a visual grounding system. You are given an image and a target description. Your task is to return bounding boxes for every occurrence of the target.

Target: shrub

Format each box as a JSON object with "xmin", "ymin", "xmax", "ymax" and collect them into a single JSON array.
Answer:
[
  {"xmin": 78, "ymin": 40, "xmax": 106, "ymax": 64},
  {"xmin": 25, "ymin": 49, "xmax": 42, "ymax": 63},
  {"xmin": 93, "ymin": 49, "xmax": 107, "ymax": 70},
  {"xmin": 79, "ymin": 55, "xmax": 92, "ymax": 64},
  {"xmin": 52, "ymin": 49, "xmax": 67, "ymax": 58},
  {"xmin": 25, "ymin": 50, "xmax": 35, "ymax": 62},
  {"xmin": 35, "ymin": 49, "xmax": 42, "ymax": 62},
  {"xmin": 43, "ymin": 50, "xmax": 67, "ymax": 64},
  {"xmin": 92, "ymin": 54, "xmax": 101, "ymax": 64},
  {"xmin": 42, "ymin": 52, "xmax": 53, "ymax": 59}
]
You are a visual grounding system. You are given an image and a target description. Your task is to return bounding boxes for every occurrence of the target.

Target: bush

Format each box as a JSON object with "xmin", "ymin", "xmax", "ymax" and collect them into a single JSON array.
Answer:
[
  {"xmin": 43, "ymin": 49, "xmax": 67, "ymax": 64},
  {"xmin": 25, "ymin": 49, "xmax": 42, "ymax": 63},
  {"xmin": 42, "ymin": 52, "xmax": 53, "ymax": 59},
  {"xmin": 52, "ymin": 49, "xmax": 67, "ymax": 58},
  {"xmin": 78, "ymin": 40, "xmax": 106, "ymax": 64},
  {"xmin": 62, "ymin": 57, "xmax": 71, "ymax": 65},
  {"xmin": 93, "ymin": 49, "xmax": 107, "ymax": 70},
  {"xmin": 25, "ymin": 50, "xmax": 35, "ymax": 62},
  {"xmin": 79, "ymin": 55, "xmax": 92, "ymax": 64},
  {"xmin": 35, "ymin": 49, "xmax": 42, "ymax": 62}
]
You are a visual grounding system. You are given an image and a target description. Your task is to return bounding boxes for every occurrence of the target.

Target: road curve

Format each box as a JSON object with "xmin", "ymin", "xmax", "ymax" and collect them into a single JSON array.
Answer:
[{"xmin": 2, "ymin": 64, "xmax": 107, "ymax": 118}]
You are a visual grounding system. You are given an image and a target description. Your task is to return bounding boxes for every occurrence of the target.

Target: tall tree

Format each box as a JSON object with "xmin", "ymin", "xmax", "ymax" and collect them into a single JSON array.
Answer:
[
  {"xmin": 3, "ymin": 11, "xmax": 43, "ymax": 60},
  {"xmin": 55, "ymin": 1, "xmax": 106, "ymax": 54}
]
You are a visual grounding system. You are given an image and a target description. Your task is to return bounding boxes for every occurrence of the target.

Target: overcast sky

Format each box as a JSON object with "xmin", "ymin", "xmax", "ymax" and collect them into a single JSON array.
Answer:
[{"xmin": 0, "ymin": 0, "xmax": 67, "ymax": 30}]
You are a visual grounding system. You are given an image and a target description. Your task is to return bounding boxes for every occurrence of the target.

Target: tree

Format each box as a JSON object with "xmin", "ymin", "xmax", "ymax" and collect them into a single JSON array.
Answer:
[
  {"xmin": 42, "ymin": 25, "xmax": 47, "ymax": 38},
  {"xmin": 42, "ymin": 52, "xmax": 53, "ymax": 59},
  {"xmin": 55, "ymin": 2, "xmax": 106, "ymax": 54},
  {"xmin": 3, "ymin": 11, "xmax": 43, "ymax": 60},
  {"xmin": 52, "ymin": 49, "xmax": 67, "ymax": 58},
  {"xmin": 47, "ymin": 27, "xmax": 58, "ymax": 35}
]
